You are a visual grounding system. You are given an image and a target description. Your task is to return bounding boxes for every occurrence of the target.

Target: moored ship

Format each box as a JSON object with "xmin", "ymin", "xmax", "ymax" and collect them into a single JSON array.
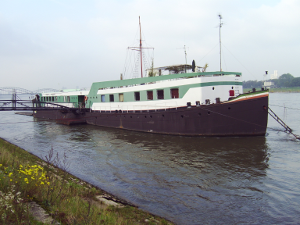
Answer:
[
  {"xmin": 33, "ymin": 69, "xmax": 269, "ymax": 136},
  {"xmin": 33, "ymin": 16, "xmax": 269, "ymax": 136}
]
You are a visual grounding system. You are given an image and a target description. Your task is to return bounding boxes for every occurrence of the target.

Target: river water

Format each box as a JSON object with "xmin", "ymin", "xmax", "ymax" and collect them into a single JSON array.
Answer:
[{"xmin": 0, "ymin": 93, "xmax": 299, "ymax": 224}]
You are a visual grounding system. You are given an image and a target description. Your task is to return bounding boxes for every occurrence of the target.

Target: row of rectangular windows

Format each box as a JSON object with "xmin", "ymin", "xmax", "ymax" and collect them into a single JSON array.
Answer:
[
  {"xmin": 103, "ymin": 88, "xmax": 179, "ymax": 102},
  {"xmin": 41, "ymin": 96, "xmax": 74, "ymax": 102}
]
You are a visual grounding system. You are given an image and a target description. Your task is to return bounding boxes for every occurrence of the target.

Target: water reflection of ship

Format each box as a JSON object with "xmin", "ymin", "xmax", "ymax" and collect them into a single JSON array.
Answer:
[
  {"xmin": 34, "ymin": 121, "xmax": 269, "ymax": 179},
  {"xmin": 105, "ymin": 127, "xmax": 270, "ymax": 177}
]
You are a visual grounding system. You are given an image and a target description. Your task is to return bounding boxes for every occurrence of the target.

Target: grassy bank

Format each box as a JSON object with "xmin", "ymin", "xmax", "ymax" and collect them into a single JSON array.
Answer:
[
  {"xmin": 243, "ymin": 87, "xmax": 300, "ymax": 93},
  {"xmin": 0, "ymin": 138, "xmax": 172, "ymax": 224},
  {"xmin": 268, "ymin": 87, "xmax": 300, "ymax": 93}
]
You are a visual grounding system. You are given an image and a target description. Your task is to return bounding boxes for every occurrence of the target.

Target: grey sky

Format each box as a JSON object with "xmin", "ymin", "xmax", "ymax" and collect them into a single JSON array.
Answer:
[{"xmin": 0, "ymin": 0, "xmax": 299, "ymax": 90}]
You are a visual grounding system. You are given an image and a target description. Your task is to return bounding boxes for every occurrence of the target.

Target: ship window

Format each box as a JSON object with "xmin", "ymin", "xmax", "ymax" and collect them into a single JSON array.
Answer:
[
  {"xmin": 205, "ymin": 99, "xmax": 210, "ymax": 105},
  {"xmin": 147, "ymin": 91, "xmax": 153, "ymax": 100},
  {"xmin": 67, "ymin": 96, "xmax": 70, "ymax": 102},
  {"xmin": 101, "ymin": 95, "xmax": 105, "ymax": 102},
  {"xmin": 109, "ymin": 94, "xmax": 114, "ymax": 102},
  {"xmin": 119, "ymin": 93, "xmax": 124, "ymax": 102},
  {"xmin": 52, "ymin": 97, "xmax": 54, "ymax": 101},
  {"xmin": 157, "ymin": 90, "xmax": 164, "ymax": 99},
  {"xmin": 134, "ymin": 92, "xmax": 140, "ymax": 101},
  {"xmin": 170, "ymin": 88, "xmax": 179, "ymax": 98},
  {"xmin": 216, "ymin": 98, "xmax": 220, "ymax": 103}
]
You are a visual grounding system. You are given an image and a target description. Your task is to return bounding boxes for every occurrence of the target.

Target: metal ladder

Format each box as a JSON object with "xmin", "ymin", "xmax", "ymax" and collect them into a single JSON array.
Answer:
[{"xmin": 268, "ymin": 107, "xmax": 300, "ymax": 140}]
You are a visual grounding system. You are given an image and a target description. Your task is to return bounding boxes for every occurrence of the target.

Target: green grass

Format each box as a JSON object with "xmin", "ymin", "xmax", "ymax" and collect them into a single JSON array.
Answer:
[
  {"xmin": 243, "ymin": 87, "xmax": 300, "ymax": 93},
  {"xmin": 0, "ymin": 138, "xmax": 173, "ymax": 224},
  {"xmin": 268, "ymin": 87, "xmax": 300, "ymax": 93}
]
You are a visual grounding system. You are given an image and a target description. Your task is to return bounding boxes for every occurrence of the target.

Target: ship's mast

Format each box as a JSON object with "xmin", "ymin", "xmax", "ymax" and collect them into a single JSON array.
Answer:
[
  {"xmin": 218, "ymin": 14, "xmax": 223, "ymax": 72},
  {"xmin": 184, "ymin": 45, "xmax": 187, "ymax": 73},
  {"xmin": 177, "ymin": 45, "xmax": 188, "ymax": 73},
  {"xmin": 128, "ymin": 17, "xmax": 154, "ymax": 78},
  {"xmin": 139, "ymin": 16, "xmax": 143, "ymax": 78}
]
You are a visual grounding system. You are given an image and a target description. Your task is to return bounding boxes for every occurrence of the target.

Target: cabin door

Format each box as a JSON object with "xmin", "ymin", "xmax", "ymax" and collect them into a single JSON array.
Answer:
[{"xmin": 78, "ymin": 95, "xmax": 85, "ymax": 108}]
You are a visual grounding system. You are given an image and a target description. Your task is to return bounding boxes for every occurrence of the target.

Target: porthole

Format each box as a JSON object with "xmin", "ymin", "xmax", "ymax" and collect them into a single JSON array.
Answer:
[
  {"xmin": 198, "ymin": 113, "xmax": 201, "ymax": 116},
  {"xmin": 212, "ymin": 87, "xmax": 215, "ymax": 90},
  {"xmin": 181, "ymin": 115, "xmax": 184, "ymax": 118},
  {"xmin": 228, "ymin": 107, "xmax": 231, "ymax": 110},
  {"xmin": 207, "ymin": 111, "xmax": 211, "ymax": 115}
]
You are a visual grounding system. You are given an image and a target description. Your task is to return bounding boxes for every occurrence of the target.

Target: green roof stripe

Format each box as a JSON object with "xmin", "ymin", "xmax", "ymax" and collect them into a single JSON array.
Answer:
[{"xmin": 88, "ymin": 71, "xmax": 241, "ymax": 96}]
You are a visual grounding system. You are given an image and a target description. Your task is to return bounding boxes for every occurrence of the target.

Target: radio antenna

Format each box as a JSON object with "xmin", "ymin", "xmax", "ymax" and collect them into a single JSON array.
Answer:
[{"xmin": 218, "ymin": 14, "xmax": 223, "ymax": 72}]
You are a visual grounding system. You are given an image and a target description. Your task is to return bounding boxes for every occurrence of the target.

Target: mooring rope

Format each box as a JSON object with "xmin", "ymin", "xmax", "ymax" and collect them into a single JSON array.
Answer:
[
  {"xmin": 199, "ymin": 106, "xmax": 300, "ymax": 140},
  {"xmin": 269, "ymin": 104, "xmax": 300, "ymax": 111}
]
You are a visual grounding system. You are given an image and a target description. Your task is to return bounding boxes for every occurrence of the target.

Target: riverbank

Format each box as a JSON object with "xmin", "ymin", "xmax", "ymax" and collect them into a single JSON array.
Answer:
[
  {"xmin": 268, "ymin": 87, "xmax": 300, "ymax": 93},
  {"xmin": 244, "ymin": 87, "xmax": 300, "ymax": 93},
  {"xmin": 0, "ymin": 137, "xmax": 172, "ymax": 224}
]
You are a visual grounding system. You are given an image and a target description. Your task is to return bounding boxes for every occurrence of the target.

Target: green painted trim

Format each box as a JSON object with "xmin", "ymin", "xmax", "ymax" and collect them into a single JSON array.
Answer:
[
  {"xmin": 231, "ymin": 89, "xmax": 269, "ymax": 101},
  {"xmin": 86, "ymin": 81, "xmax": 243, "ymax": 106},
  {"xmin": 38, "ymin": 94, "xmax": 86, "ymax": 108},
  {"xmin": 88, "ymin": 71, "xmax": 241, "ymax": 95}
]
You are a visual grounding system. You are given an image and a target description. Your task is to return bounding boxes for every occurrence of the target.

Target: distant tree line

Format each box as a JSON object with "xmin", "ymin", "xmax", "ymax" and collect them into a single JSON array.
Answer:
[
  {"xmin": 243, "ymin": 73, "xmax": 300, "ymax": 88},
  {"xmin": 243, "ymin": 80, "xmax": 263, "ymax": 89}
]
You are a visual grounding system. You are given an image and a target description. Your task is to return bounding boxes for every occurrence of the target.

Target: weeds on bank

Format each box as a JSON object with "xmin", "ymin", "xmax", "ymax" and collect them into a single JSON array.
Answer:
[{"xmin": 0, "ymin": 139, "xmax": 172, "ymax": 224}]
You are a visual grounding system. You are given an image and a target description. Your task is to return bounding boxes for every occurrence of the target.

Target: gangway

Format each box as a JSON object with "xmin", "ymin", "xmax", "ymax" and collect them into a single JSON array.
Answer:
[
  {"xmin": 0, "ymin": 99, "xmax": 86, "ymax": 114},
  {"xmin": 268, "ymin": 107, "xmax": 300, "ymax": 140}
]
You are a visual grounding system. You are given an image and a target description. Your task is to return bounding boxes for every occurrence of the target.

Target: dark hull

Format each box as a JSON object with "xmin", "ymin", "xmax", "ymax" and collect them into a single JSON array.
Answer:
[
  {"xmin": 33, "ymin": 109, "xmax": 88, "ymax": 125},
  {"xmin": 33, "ymin": 95, "xmax": 269, "ymax": 137}
]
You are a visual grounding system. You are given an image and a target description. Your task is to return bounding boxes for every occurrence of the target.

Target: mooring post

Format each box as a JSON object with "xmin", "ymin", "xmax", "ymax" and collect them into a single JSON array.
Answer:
[{"xmin": 12, "ymin": 89, "xmax": 17, "ymax": 110}]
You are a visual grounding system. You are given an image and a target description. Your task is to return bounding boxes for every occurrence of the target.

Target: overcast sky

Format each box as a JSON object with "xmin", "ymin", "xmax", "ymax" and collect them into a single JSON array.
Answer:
[{"xmin": 0, "ymin": 0, "xmax": 299, "ymax": 90}]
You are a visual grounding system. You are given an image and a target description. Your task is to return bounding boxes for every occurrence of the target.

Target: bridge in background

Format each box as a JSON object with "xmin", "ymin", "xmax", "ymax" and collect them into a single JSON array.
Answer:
[
  {"xmin": 0, "ymin": 99, "xmax": 71, "ymax": 111},
  {"xmin": 0, "ymin": 87, "xmax": 60, "ymax": 95},
  {"xmin": 0, "ymin": 90, "xmax": 70, "ymax": 112}
]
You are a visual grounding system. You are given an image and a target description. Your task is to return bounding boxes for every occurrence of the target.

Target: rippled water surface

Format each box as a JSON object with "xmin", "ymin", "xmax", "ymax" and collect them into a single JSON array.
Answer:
[{"xmin": 0, "ymin": 93, "xmax": 299, "ymax": 224}]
